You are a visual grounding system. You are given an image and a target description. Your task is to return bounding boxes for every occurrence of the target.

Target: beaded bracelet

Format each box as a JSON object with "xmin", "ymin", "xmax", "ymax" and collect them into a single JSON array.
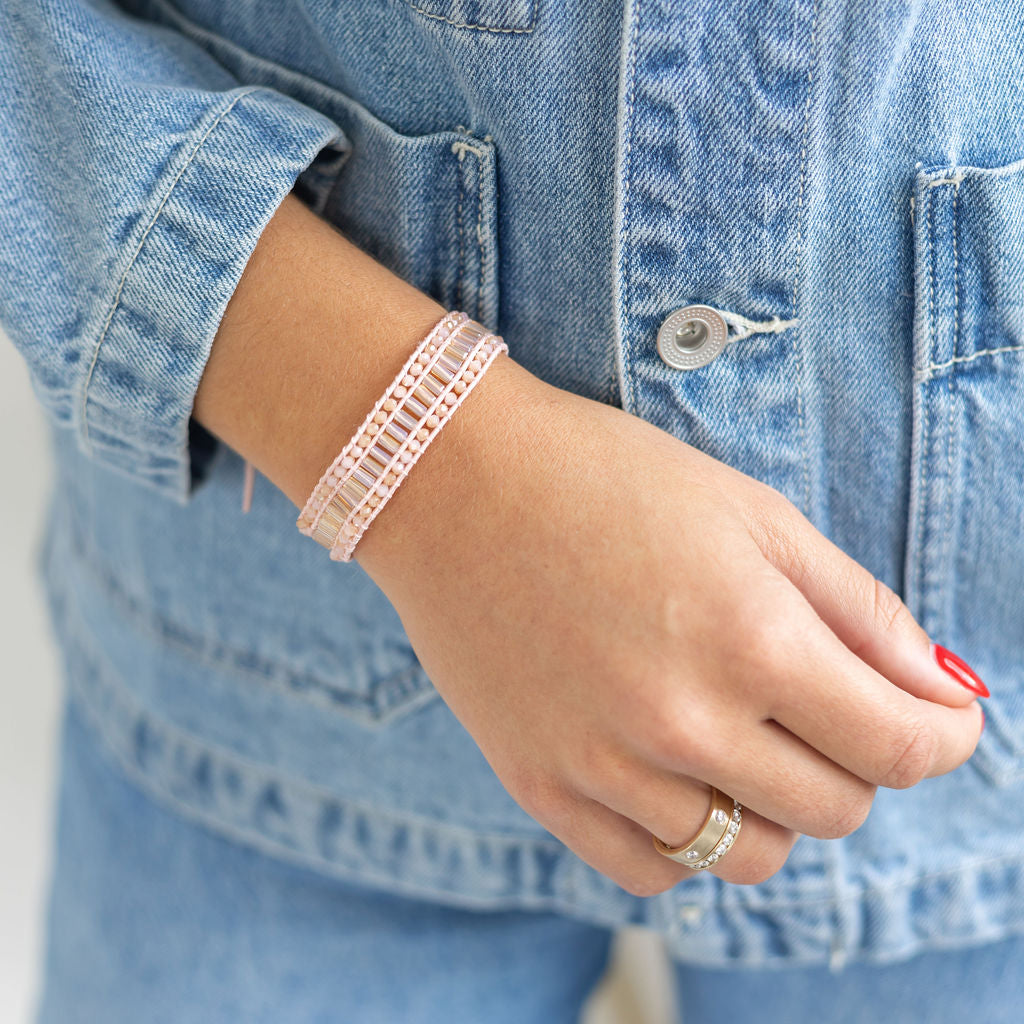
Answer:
[
  {"xmin": 307, "ymin": 312, "xmax": 475, "ymax": 540},
  {"xmin": 295, "ymin": 311, "xmax": 467, "ymax": 537},
  {"xmin": 296, "ymin": 311, "xmax": 508, "ymax": 562},
  {"xmin": 328, "ymin": 321, "xmax": 504, "ymax": 561}
]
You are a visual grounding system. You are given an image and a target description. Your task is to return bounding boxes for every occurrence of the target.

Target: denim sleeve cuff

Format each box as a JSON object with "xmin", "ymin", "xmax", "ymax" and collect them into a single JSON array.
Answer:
[{"xmin": 78, "ymin": 86, "xmax": 348, "ymax": 506}]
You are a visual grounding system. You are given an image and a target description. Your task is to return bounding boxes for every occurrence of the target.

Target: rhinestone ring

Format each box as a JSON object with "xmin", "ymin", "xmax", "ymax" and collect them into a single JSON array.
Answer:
[{"xmin": 651, "ymin": 787, "xmax": 742, "ymax": 870}]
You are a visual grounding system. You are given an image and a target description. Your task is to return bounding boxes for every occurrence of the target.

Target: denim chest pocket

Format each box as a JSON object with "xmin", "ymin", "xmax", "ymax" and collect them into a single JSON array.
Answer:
[{"xmin": 906, "ymin": 155, "xmax": 1024, "ymax": 786}]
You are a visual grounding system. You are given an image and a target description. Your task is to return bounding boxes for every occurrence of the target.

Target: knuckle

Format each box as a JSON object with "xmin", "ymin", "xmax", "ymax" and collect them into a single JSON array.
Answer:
[
  {"xmin": 509, "ymin": 769, "xmax": 565, "ymax": 821},
  {"xmin": 815, "ymin": 786, "xmax": 875, "ymax": 839},
  {"xmin": 719, "ymin": 824, "xmax": 798, "ymax": 885},
  {"xmin": 727, "ymin": 843, "xmax": 791, "ymax": 886},
  {"xmin": 881, "ymin": 719, "xmax": 935, "ymax": 789},
  {"xmin": 747, "ymin": 490, "xmax": 804, "ymax": 568},
  {"xmin": 645, "ymin": 702, "xmax": 709, "ymax": 772},
  {"xmin": 618, "ymin": 869, "xmax": 679, "ymax": 899},
  {"xmin": 734, "ymin": 596, "xmax": 795, "ymax": 667},
  {"xmin": 871, "ymin": 576, "xmax": 912, "ymax": 638}
]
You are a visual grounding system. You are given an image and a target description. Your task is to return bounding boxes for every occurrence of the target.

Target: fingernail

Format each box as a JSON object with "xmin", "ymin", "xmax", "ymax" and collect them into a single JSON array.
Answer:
[{"xmin": 930, "ymin": 643, "xmax": 990, "ymax": 698}]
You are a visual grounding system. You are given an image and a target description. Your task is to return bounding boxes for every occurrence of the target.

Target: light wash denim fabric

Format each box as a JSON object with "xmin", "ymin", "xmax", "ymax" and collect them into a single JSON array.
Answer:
[
  {"xmin": 37, "ymin": 691, "xmax": 1024, "ymax": 1023},
  {"xmin": 3, "ymin": 0, "xmax": 1024, "ymax": 978}
]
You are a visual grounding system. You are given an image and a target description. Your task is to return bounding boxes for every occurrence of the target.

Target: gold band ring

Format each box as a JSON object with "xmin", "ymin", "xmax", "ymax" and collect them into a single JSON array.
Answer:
[{"xmin": 651, "ymin": 787, "xmax": 742, "ymax": 870}]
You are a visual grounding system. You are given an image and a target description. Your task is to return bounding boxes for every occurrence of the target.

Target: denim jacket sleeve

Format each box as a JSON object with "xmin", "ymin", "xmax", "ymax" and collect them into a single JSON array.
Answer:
[{"xmin": 0, "ymin": 0, "xmax": 348, "ymax": 504}]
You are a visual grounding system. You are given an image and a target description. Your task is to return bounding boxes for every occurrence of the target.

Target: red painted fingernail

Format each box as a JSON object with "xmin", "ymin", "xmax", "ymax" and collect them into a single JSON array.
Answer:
[{"xmin": 931, "ymin": 643, "xmax": 990, "ymax": 698}]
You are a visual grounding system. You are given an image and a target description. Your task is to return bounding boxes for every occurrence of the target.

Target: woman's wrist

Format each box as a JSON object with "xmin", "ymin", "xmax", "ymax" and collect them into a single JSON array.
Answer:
[
  {"xmin": 193, "ymin": 191, "xmax": 450, "ymax": 510},
  {"xmin": 191, "ymin": 188, "xmax": 544, "ymax": 583},
  {"xmin": 351, "ymin": 348, "xmax": 542, "ymax": 587}
]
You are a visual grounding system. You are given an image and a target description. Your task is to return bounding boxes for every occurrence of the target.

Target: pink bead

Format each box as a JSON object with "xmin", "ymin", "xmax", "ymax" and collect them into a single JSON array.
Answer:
[
  {"xmin": 416, "ymin": 428, "xmax": 429, "ymax": 441},
  {"xmin": 463, "ymin": 370, "xmax": 475, "ymax": 381},
  {"xmin": 383, "ymin": 398, "xmax": 397, "ymax": 412},
  {"xmin": 408, "ymin": 438, "xmax": 420, "ymax": 451},
  {"xmin": 443, "ymin": 393, "xmax": 457, "ymax": 406},
  {"xmin": 376, "ymin": 484, "xmax": 388, "ymax": 497},
  {"xmin": 426, "ymin": 415, "xmax": 440, "ymax": 428},
  {"xmin": 373, "ymin": 411, "xmax": 387, "ymax": 424},
  {"xmin": 393, "ymin": 386, "xmax": 407, "ymax": 398},
  {"xmin": 399, "ymin": 451, "xmax": 413, "ymax": 463},
  {"xmin": 360, "ymin": 434, "xmax": 373, "ymax": 446},
  {"xmin": 341, "ymin": 456, "xmax": 355, "ymax": 469},
  {"xmin": 352, "ymin": 445, "xmax": 363, "ymax": 456},
  {"xmin": 366, "ymin": 423, "xmax": 379, "ymax": 435},
  {"xmin": 385, "ymin": 472, "xmax": 398, "ymax": 485},
  {"xmin": 402, "ymin": 374, "xmax": 415, "ymax": 386},
  {"xmin": 453, "ymin": 380, "xmax": 467, "ymax": 393}
]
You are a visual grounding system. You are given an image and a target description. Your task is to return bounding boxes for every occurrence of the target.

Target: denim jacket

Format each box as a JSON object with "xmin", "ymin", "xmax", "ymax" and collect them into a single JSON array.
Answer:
[{"xmin": 3, "ymin": 0, "xmax": 1024, "ymax": 969}]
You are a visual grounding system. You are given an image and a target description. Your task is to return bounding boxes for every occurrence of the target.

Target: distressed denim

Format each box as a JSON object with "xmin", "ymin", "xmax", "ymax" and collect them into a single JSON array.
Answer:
[{"xmin": 3, "ymin": 0, "xmax": 1024, "ymax": 982}]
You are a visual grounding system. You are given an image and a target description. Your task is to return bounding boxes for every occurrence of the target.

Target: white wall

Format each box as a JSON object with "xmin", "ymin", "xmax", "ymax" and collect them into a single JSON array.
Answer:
[
  {"xmin": 0, "ymin": 332, "xmax": 62, "ymax": 1024},
  {"xmin": 0, "ymin": 328, "xmax": 676, "ymax": 1024}
]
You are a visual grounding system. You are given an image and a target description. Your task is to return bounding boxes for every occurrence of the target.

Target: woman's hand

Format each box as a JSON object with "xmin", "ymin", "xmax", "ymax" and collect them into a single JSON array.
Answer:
[
  {"xmin": 191, "ymin": 190, "xmax": 981, "ymax": 896},
  {"xmin": 356, "ymin": 356, "xmax": 984, "ymax": 896}
]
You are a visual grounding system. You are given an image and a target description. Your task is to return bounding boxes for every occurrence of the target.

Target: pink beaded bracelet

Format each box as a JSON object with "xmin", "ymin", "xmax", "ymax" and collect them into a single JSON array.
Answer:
[
  {"xmin": 296, "ymin": 311, "xmax": 508, "ymax": 562},
  {"xmin": 295, "ymin": 311, "xmax": 468, "ymax": 536}
]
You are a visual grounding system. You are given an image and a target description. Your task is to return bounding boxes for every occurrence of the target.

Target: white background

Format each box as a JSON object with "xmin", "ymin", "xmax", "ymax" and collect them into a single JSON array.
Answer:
[{"xmin": 0, "ymin": 330, "xmax": 677, "ymax": 1023}]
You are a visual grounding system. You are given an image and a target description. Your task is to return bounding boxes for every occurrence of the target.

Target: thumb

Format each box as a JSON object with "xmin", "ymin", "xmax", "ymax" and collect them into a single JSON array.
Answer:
[{"xmin": 744, "ymin": 492, "xmax": 988, "ymax": 708}]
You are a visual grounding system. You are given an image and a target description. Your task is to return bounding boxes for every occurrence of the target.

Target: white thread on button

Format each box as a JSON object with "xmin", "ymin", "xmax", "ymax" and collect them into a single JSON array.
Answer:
[{"xmin": 717, "ymin": 310, "xmax": 800, "ymax": 342}]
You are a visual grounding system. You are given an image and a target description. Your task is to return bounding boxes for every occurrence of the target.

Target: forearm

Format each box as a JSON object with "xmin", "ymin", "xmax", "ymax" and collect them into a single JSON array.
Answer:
[{"xmin": 191, "ymin": 191, "xmax": 533, "ymax": 580}]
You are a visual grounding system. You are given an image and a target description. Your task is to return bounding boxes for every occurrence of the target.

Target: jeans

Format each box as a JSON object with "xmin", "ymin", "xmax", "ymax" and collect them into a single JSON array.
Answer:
[{"xmin": 36, "ymin": 690, "xmax": 1024, "ymax": 1024}]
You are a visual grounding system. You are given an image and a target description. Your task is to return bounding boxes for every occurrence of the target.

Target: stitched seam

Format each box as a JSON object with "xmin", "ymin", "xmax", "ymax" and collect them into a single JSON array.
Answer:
[
  {"xmin": 54, "ymin": 522, "xmax": 431, "ymax": 718},
  {"xmin": 919, "ymin": 344, "xmax": 1024, "ymax": 375},
  {"xmin": 80, "ymin": 88, "xmax": 260, "ymax": 451},
  {"xmin": 404, "ymin": 1, "xmax": 537, "ymax": 34},
  {"xmin": 943, "ymin": 182, "xmax": 960, "ymax": 632},
  {"xmin": 68, "ymin": 689, "xmax": 577, "ymax": 922},
  {"xmin": 714, "ymin": 848, "xmax": 1024, "ymax": 913},
  {"xmin": 70, "ymin": 640, "xmax": 1024, "ymax": 917},
  {"xmin": 621, "ymin": 0, "xmax": 641, "ymax": 414},
  {"xmin": 915, "ymin": 190, "xmax": 936, "ymax": 613},
  {"xmin": 926, "ymin": 171, "xmax": 966, "ymax": 188},
  {"xmin": 475, "ymin": 150, "xmax": 487, "ymax": 320},
  {"xmin": 451, "ymin": 139, "xmax": 489, "ymax": 160},
  {"xmin": 454, "ymin": 151, "xmax": 467, "ymax": 312},
  {"xmin": 70, "ymin": 662, "xmax": 1024, "ymax": 918},
  {"xmin": 790, "ymin": 0, "xmax": 818, "ymax": 519},
  {"xmin": 922, "ymin": 190, "xmax": 937, "ymax": 608},
  {"xmin": 67, "ymin": 666, "xmax": 556, "ymax": 847},
  {"xmin": 452, "ymin": 136, "xmax": 494, "ymax": 318}
]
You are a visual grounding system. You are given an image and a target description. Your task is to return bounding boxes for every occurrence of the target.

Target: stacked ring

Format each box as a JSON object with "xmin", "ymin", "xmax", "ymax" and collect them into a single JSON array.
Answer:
[{"xmin": 651, "ymin": 787, "xmax": 742, "ymax": 870}]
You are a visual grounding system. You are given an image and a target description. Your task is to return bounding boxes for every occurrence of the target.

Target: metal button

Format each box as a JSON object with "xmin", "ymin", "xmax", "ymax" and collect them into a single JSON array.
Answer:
[{"xmin": 656, "ymin": 305, "xmax": 728, "ymax": 370}]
